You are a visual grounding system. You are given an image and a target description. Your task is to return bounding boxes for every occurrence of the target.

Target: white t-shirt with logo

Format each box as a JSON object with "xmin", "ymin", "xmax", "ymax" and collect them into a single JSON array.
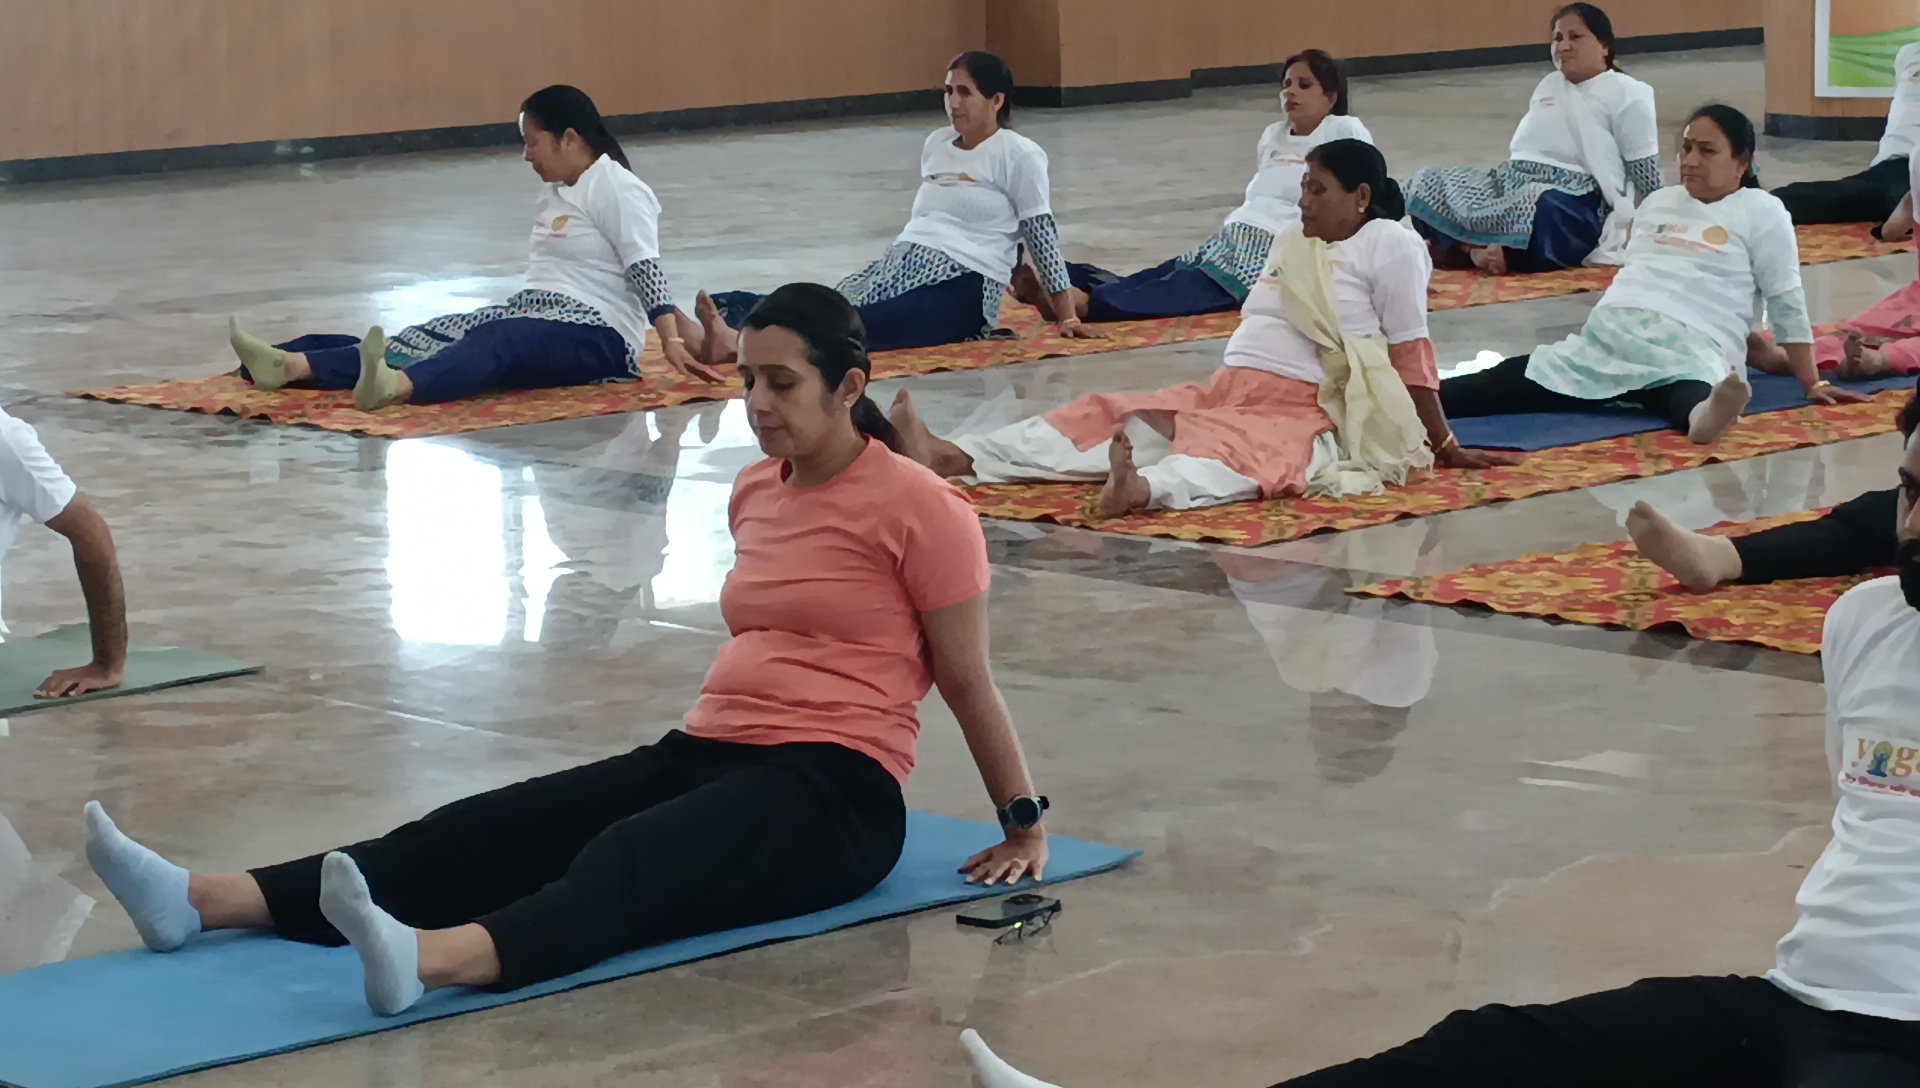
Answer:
[
  {"xmin": 1592, "ymin": 185, "xmax": 1801, "ymax": 364},
  {"xmin": 1223, "ymin": 219, "xmax": 1432, "ymax": 384},
  {"xmin": 1508, "ymin": 69, "xmax": 1661, "ymax": 175},
  {"xmin": 892, "ymin": 127, "xmax": 1053, "ymax": 286},
  {"xmin": 0, "ymin": 409, "xmax": 78, "ymax": 622},
  {"xmin": 1875, "ymin": 42, "xmax": 1920, "ymax": 164},
  {"xmin": 1224, "ymin": 115, "xmax": 1376, "ymax": 237},
  {"xmin": 523, "ymin": 154, "xmax": 664, "ymax": 357},
  {"xmin": 1770, "ymin": 576, "xmax": 1920, "ymax": 1021}
]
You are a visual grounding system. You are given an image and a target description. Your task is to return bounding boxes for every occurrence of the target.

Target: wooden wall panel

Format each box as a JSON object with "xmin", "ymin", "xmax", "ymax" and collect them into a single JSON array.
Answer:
[
  {"xmin": 0, "ymin": 0, "xmax": 985, "ymax": 161},
  {"xmin": 1764, "ymin": 0, "xmax": 1888, "ymax": 118},
  {"xmin": 987, "ymin": 0, "xmax": 1064, "ymax": 88}
]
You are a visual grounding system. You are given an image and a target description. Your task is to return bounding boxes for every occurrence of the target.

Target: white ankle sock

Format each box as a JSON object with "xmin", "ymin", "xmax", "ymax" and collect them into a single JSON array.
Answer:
[
  {"xmin": 83, "ymin": 801, "xmax": 201, "ymax": 952},
  {"xmin": 961, "ymin": 1029, "xmax": 1063, "ymax": 1088},
  {"xmin": 317, "ymin": 852, "xmax": 424, "ymax": 1016}
]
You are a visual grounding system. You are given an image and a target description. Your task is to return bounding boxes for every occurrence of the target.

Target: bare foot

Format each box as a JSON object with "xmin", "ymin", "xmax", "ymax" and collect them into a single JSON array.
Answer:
[
  {"xmin": 1685, "ymin": 373, "xmax": 1751, "ymax": 444},
  {"xmin": 1744, "ymin": 331, "xmax": 1791, "ymax": 376},
  {"xmin": 1010, "ymin": 263, "xmax": 1055, "ymax": 317},
  {"xmin": 1626, "ymin": 501, "xmax": 1742, "ymax": 591},
  {"xmin": 1096, "ymin": 427, "xmax": 1151, "ymax": 518},
  {"xmin": 1882, "ymin": 195, "xmax": 1915, "ymax": 242},
  {"xmin": 887, "ymin": 390, "xmax": 973, "ymax": 477},
  {"xmin": 1838, "ymin": 329, "xmax": 1891, "ymax": 379},
  {"xmin": 1467, "ymin": 245, "xmax": 1508, "ymax": 275},
  {"xmin": 693, "ymin": 291, "xmax": 739, "ymax": 367}
]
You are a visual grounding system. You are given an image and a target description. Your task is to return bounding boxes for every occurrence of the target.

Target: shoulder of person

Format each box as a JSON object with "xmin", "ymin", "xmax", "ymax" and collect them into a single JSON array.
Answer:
[
  {"xmin": 729, "ymin": 456, "xmax": 787, "ymax": 500},
  {"xmin": 1332, "ymin": 114, "xmax": 1375, "ymax": 144},
  {"xmin": 1359, "ymin": 218, "xmax": 1428, "ymax": 266},
  {"xmin": 1899, "ymin": 39, "xmax": 1920, "ymax": 71},
  {"xmin": 594, "ymin": 159, "xmax": 660, "ymax": 206},
  {"xmin": 991, "ymin": 127, "xmax": 1047, "ymax": 162},
  {"xmin": 1596, "ymin": 68, "xmax": 1654, "ymax": 99},
  {"xmin": 1825, "ymin": 575, "xmax": 1911, "ymax": 660},
  {"xmin": 1730, "ymin": 186, "xmax": 1794, "ymax": 228},
  {"xmin": 924, "ymin": 126, "xmax": 958, "ymax": 152},
  {"xmin": 0, "ymin": 410, "xmax": 48, "ymax": 460}
]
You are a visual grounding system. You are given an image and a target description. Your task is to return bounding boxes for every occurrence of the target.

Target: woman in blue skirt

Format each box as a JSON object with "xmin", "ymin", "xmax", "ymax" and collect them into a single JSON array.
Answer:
[
  {"xmin": 693, "ymin": 52, "xmax": 1105, "ymax": 362},
  {"xmin": 1026, "ymin": 50, "xmax": 1373, "ymax": 324},
  {"xmin": 1407, "ymin": 4, "xmax": 1662, "ymax": 275},
  {"xmin": 227, "ymin": 85, "xmax": 722, "ymax": 412}
]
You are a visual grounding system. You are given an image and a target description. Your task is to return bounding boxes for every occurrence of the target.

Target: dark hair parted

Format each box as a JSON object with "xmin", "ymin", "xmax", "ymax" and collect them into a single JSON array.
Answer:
[
  {"xmin": 741, "ymin": 283, "xmax": 900, "ymax": 452},
  {"xmin": 520, "ymin": 85, "xmax": 630, "ymax": 170},
  {"xmin": 1685, "ymin": 103, "xmax": 1761, "ymax": 189},
  {"xmin": 948, "ymin": 51, "xmax": 1015, "ymax": 126},
  {"xmin": 1281, "ymin": 49, "xmax": 1350, "ymax": 116},
  {"xmin": 1553, "ymin": 3, "xmax": 1619, "ymax": 69},
  {"xmin": 1306, "ymin": 139, "xmax": 1406, "ymax": 221}
]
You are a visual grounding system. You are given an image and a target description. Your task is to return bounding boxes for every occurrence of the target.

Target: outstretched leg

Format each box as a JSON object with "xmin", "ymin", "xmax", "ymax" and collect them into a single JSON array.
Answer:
[
  {"xmin": 1839, "ymin": 328, "xmax": 1893, "ymax": 379},
  {"xmin": 1625, "ymin": 501, "xmax": 1743, "ymax": 591},
  {"xmin": 889, "ymin": 390, "xmax": 976, "ymax": 477},
  {"xmin": 694, "ymin": 291, "xmax": 740, "ymax": 367}
]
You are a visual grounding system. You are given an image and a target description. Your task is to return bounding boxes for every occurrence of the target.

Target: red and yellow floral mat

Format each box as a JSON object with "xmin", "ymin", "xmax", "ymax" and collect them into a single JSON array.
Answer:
[
  {"xmin": 962, "ymin": 390, "xmax": 1908, "ymax": 546},
  {"xmin": 1349, "ymin": 509, "xmax": 1881, "ymax": 654},
  {"xmin": 71, "ymin": 306, "xmax": 1242, "ymax": 439},
  {"xmin": 1427, "ymin": 221, "xmax": 1913, "ymax": 311}
]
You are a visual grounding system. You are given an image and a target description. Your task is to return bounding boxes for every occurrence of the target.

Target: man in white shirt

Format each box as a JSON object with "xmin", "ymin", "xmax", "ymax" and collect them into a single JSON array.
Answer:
[
  {"xmin": 1774, "ymin": 40, "xmax": 1920, "ymax": 235},
  {"xmin": 0, "ymin": 409, "xmax": 127, "ymax": 698},
  {"xmin": 964, "ymin": 430, "xmax": 1920, "ymax": 1085}
]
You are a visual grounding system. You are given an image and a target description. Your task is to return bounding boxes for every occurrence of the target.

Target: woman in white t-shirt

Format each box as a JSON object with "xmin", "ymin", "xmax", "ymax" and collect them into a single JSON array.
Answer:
[
  {"xmin": 693, "ymin": 52, "xmax": 1103, "ymax": 361},
  {"xmin": 1028, "ymin": 50, "xmax": 1375, "ymax": 324},
  {"xmin": 889, "ymin": 141, "xmax": 1515, "ymax": 518},
  {"xmin": 226, "ymin": 86, "xmax": 720, "ymax": 412},
  {"xmin": 1408, "ymin": 3, "xmax": 1663, "ymax": 275},
  {"xmin": 1443, "ymin": 105, "xmax": 1871, "ymax": 445}
]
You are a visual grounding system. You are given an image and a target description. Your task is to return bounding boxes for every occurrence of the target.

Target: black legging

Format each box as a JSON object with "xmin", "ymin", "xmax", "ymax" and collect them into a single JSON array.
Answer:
[
  {"xmin": 251, "ymin": 730, "xmax": 905, "ymax": 990},
  {"xmin": 1440, "ymin": 353, "xmax": 1713, "ymax": 433},
  {"xmin": 1773, "ymin": 156, "xmax": 1911, "ymax": 227},
  {"xmin": 1734, "ymin": 488, "xmax": 1900, "ymax": 584},
  {"xmin": 1275, "ymin": 976, "xmax": 1920, "ymax": 1087}
]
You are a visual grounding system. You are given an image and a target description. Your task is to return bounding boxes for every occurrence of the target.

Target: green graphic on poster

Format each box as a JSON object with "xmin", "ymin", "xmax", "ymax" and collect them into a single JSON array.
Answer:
[{"xmin": 1817, "ymin": 0, "xmax": 1920, "ymax": 96}]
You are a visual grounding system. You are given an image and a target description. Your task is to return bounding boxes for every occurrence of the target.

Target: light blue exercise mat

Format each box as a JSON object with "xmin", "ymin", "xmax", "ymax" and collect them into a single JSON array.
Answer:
[
  {"xmin": 0, "ymin": 813, "xmax": 1137, "ymax": 1088},
  {"xmin": 0, "ymin": 625, "xmax": 258, "ymax": 715}
]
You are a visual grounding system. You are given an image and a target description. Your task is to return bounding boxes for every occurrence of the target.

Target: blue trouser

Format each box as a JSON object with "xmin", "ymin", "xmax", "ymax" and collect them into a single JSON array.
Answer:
[
  {"xmin": 273, "ymin": 319, "xmax": 630, "ymax": 404},
  {"xmin": 712, "ymin": 270, "xmax": 989, "ymax": 353},
  {"xmin": 1413, "ymin": 187, "xmax": 1609, "ymax": 273},
  {"xmin": 1068, "ymin": 259, "xmax": 1240, "ymax": 322}
]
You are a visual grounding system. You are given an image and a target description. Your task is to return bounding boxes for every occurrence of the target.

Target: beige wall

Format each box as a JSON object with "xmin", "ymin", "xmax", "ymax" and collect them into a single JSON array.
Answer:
[{"xmin": 5, "ymin": 0, "xmax": 1764, "ymax": 163}]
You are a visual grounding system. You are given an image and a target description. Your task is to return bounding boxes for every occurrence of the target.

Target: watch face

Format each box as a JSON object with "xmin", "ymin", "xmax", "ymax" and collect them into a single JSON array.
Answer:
[{"xmin": 1007, "ymin": 797, "xmax": 1041, "ymax": 827}]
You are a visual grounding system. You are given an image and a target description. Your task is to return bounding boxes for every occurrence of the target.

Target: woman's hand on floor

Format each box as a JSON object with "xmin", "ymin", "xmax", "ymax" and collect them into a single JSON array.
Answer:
[
  {"xmin": 961, "ymin": 830, "xmax": 1049, "ymax": 886},
  {"xmin": 665, "ymin": 341, "xmax": 728, "ymax": 384},
  {"xmin": 1057, "ymin": 319, "xmax": 1107, "ymax": 340},
  {"xmin": 1437, "ymin": 445, "xmax": 1523, "ymax": 470},
  {"xmin": 1806, "ymin": 384, "xmax": 1873, "ymax": 407}
]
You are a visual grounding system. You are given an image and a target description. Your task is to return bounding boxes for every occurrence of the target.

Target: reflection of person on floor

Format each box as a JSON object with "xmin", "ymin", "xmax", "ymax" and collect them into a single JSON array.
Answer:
[
  {"xmin": 1216, "ymin": 535, "xmax": 1437, "ymax": 785},
  {"xmin": 228, "ymin": 85, "xmax": 722, "ymax": 413},
  {"xmin": 1628, "ymin": 379, "xmax": 1920, "ymax": 591},
  {"xmin": 1442, "ymin": 105, "xmax": 1872, "ymax": 446},
  {"xmin": 965, "ymin": 481, "xmax": 1920, "ymax": 1083},
  {"xmin": 84, "ymin": 284, "xmax": 1052, "ymax": 1016},
  {"xmin": 891, "ymin": 140, "xmax": 1518, "ymax": 519},
  {"xmin": 1408, "ymin": 4, "xmax": 1662, "ymax": 275},
  {"xmin": 696, "ymin": 52, "xmax": 1105, "ymax": 358},
  {"xmin": 1772, "ymin": 42, "xmax": 1920, "ymax": 235},
  {"xmin": 1031, "ymin": 50, "xmax": 1374, "ymax": 323},
  {"xmin": 0, "ymin": 410, "xmax": 126, "ymax": 698}
]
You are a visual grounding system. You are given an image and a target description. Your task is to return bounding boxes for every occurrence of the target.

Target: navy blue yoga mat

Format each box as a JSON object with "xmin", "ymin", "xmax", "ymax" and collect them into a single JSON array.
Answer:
[
  {"xmin": 0, "ymin": 813, "xmax": 1137, "ymax": 1088},
  {"xmin": 1450, "ymin": 371, "xmax": 1917, "ymax": 452}
]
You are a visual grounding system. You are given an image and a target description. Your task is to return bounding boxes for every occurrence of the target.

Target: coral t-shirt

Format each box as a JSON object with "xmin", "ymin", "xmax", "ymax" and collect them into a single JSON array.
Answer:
[{"xmin": 684, "ymin": 439, "xmax": 992, "ymax": 784}]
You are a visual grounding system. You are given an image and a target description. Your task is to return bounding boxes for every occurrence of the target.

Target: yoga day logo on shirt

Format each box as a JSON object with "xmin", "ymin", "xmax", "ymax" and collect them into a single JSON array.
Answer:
[
  {"xmin": 1701, "ymin": 225, "xmax": 1730, "ymax": 246},
  {"xmin": 549, "ymin": 215, "xmax": 570, "ymax": 232},
  {"xmin": 928, "ymin": 172, "xmax": 977, "ymax": 185},
  {"xmin": 1844, "ymin": 730, "xmax": 1920, "ymax": 797},
  {"xmin": 1644, "ymin": 219, "xmax": 1727, "ymax": 255}
]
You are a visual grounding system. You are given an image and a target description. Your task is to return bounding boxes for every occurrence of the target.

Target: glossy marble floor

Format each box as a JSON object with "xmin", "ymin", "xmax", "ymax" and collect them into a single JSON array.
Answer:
[{"xmin": 0, "ymin": 45, "xmax": 1911, "ymax": 1086}]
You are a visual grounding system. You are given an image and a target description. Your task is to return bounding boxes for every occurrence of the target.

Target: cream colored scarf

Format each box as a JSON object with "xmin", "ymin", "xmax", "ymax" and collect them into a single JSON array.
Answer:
[{"xmin": 1273, "ymin": 227, "xmax": 1433, "ymax": 498}]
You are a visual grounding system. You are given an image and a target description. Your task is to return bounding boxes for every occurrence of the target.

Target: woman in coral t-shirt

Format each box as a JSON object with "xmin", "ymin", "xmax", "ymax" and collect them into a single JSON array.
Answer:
[{"xmin": 81, "ymin": 282, "xmax": 1049, "ymax": 1016}]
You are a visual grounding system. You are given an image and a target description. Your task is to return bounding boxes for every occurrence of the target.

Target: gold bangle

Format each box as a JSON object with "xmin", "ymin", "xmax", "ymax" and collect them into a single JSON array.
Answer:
[
  {"xmin": 666, "ymin": 336, "xmax": 686, "ymax": 344},
  {"xmin": 1811, "ymin": 379, "xmax": 1834, "ymax": 392},
  {"xmin": 1435, "ymin": 433, "xmax": 1460, "ymax": 454}
]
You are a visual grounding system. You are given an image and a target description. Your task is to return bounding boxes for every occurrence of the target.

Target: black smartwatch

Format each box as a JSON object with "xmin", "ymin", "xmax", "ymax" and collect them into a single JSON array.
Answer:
[{"xmin": 996, "ymin": 794, "xmax": 1049, "ymax": 830}]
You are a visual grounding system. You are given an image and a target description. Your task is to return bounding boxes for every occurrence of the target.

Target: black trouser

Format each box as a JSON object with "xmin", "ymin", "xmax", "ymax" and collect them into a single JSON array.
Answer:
[
  {"xmin": 1773, "ymin": 156, "xmax": 1912, "ymax": 226},
  {"xmin": 1275, "ymin": 976, "xmax": 1920, "ymax": 1087},
  {"xmin": 1439, "ymin": 353, "xmax": 1713, "ymax": 433},
  {"xmin": 252, "ymin": 731, "xmax": 906, "ymax": 990},
  {"xmin": 1733, "ymin": 488, "xmax": 1900, "ymax": 584}
]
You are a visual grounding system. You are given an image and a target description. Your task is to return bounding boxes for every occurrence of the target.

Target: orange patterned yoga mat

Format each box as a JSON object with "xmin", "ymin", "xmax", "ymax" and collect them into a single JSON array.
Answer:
[
  {"xmin": 962, "ymin": 390, "xmax": 1908, "ymax": 546},
  {"xmin": 1348, "ymin": 510, "xmax": 1880, "ymax": 654},
  {"xmin": 73, "ymin": 306, "xmax": 1242, "ymax": 439}
]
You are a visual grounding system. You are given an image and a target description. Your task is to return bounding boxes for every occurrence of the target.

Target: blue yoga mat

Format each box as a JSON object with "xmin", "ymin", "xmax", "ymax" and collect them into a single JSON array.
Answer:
[
  {"xmin": 0, "ymin": 813, "xmax": 1136, "ymax": 1088},
  {"xmin": 1450, "ymin": 371, "xmax": 1918, "ymax": 452}
]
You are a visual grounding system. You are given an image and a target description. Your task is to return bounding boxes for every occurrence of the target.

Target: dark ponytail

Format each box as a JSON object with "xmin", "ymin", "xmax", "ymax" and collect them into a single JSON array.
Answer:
[
  {"xmin": 520, "ymin": 85, "xmax": 631, "ymax": 171},
  {"xmin": 948, "ymin": 51, "xmax": 1016, "ymax": 126},
  {"xmin": 1686, "ymin": 103, "xmax": 1761, "ymax": 188},
  {"xmin": 1553, "ymin": 3, "xmax": 1619, "ymax": 70},
  {"xmin": 741, "ymin": 283, "xmax": 900, "ymax": 452},
  {"xmin": 1307, "ymin": 139, "xmax": 1405, "ymax": 220}
]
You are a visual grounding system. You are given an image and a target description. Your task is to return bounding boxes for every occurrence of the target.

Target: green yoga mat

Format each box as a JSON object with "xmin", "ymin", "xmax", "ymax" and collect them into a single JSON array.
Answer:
[{"xmin": 0, "ymin": 625, "xmax": 258, "ymax": 715}]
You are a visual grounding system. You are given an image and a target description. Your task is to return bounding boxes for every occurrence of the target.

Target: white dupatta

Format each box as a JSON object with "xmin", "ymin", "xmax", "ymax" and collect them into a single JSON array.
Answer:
[
  {"xmin": 1272, "ymin": 228, "xmax": 1432, "ymax": 499},
  {"xmin": 1550, "ymin": 68, "xmax": 1657, "ymax": 267}
]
